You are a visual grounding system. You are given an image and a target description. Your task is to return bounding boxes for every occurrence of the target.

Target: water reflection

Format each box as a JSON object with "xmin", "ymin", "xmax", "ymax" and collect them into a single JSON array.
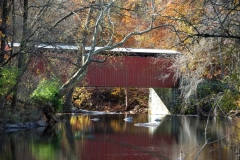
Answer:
[{"xmin": 0, "ymin": 114, "xmax": 240, "ymax": 160}]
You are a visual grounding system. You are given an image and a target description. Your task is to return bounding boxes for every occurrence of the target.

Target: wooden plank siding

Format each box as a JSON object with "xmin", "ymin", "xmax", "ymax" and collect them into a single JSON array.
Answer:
[
  {"xmin": 9, "ymin": 42, "xmax": 179, "ymax": 88},
  {"xmin": 80, "ymin": 55, "xmax": 178, "ymax": 88}
]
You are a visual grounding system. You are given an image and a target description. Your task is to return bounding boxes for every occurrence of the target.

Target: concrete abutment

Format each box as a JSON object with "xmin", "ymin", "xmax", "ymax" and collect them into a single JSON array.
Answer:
[{"xmin": 148, "ymin": 88, "xmax": 180, "ymax": 114}]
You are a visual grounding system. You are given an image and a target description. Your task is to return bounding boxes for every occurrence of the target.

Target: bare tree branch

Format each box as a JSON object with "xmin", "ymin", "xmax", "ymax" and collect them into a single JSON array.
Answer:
[
  {"xmin": 50, "ymin": 5, "xmax": 92, "ymax": 30},
  {"xmin": 193, "ymin": 33, "xmax": 240, "ymax": 39}
]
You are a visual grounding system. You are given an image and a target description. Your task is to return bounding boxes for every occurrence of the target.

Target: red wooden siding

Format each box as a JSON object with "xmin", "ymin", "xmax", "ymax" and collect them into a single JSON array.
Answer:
[
  {"xmin": 30, "ymin": 56, "xmax": 46, "ymax": 74},
  {"xmin": 81, "ymin": 55, "xmax": 178, "ymax": 88}
]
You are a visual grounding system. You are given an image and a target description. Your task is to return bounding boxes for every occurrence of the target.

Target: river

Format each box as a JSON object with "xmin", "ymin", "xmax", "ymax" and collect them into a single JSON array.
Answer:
[{"xmin": 0, "ymin": 114, "xmax": 239, "ymax": 160}]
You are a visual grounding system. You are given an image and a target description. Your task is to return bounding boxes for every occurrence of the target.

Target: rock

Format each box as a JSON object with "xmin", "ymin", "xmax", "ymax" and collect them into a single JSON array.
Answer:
[
  {"xmin": 129, "ymin": 110, "xmax": 136, "ymax": 114},
  {"xmin": 6, "ymin": 124, "xmax": 25, "ymax": 129},
  {"xmin": 154, "ymin": 118, "xmax": 162, "ymax": 122},
  {"xmin": 4, "ymin": 121, "xmax": 39, "ymax": 132},
  {"xmin": 235, "ymin": 111, "xmax": 240, "ymax": 117},
  {"xmin": 134, "ymin": 105, "xmax": 140, "ymax": 110},
  {"xmin": 91, "ymin": 118, "xmax": 100, "ymax": 121},
  {"xmin": 37, "ymin": 127, "xmax": 46, "ymax": 132},
  {"xmin": 5, "ymin": 122, "xmax": 37, "ymax": 130},
  {"xmin": 25, "ymin": 122, "xmax": 37, "ymax": 128},
  {"xmin": 142, "ymin": 108, "xmax": 148, "ymax": 114},
  {"xmin": 228, "ymin": 110, "xmax": 240, "ymax": 117},
  {"xmin": 134, "ymin": 123, "xmax": 160, "ymax": 127},
  {"xmin": 71, "ymin": 107, "xmax": 78, "ymax": 112},
  {"xmin": 37, "ymin": 119, "xmax": 48, "ymax": 127},
  {"xmin": 124, "ymin": 116, "xmax": 133, "ymax": 122}
]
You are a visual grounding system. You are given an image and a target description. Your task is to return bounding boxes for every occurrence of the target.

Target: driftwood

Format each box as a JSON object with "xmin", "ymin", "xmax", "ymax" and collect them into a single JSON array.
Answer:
[{"xmin": 42, "ymin": 103, "xmax": 58, "ymax": 125}]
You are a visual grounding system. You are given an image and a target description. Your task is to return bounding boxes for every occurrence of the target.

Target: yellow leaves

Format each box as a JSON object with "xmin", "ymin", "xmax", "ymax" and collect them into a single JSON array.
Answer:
[
  {"xmin": 236, "ymin": 97, "xmax": 240, "ymax": 107},
  {"xmin": 72, "ymin": 87, "xmax": 91, "ymax": 106},
  {"xmin": 187, "ymin": 61, "xmax": 194, "ymax": 71},
  {"xmin": 0, "ymin": 32, "xmax": 4, "ymax": 38},
  {"xmin": 111, "ymin": 87, "xmax": 122, "ymax": 96},
  {"xmin": 179, "ymin": 65, "xmax": 187, "ymax": 73},
  {"xmin": 186, "ymin": 26, "xmax": 194, "ymax": 34}
]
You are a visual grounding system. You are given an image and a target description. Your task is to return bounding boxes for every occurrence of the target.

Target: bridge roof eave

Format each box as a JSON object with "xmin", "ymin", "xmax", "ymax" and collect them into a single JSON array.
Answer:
[
  {"xmin": 89, "ymin": 47, "xmax": 181, "ymax": 55},
  {"xmin": 11, "ymin": 43, "xmax": 181, "ymax": 55}
]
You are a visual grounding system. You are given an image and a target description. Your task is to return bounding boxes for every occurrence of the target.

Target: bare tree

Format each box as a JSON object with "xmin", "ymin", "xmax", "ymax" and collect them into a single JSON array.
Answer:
[
  {"xmin": 0, "ymin": 0, "xmax": 10, "ymax": 64},
  {"xmin": 168, "ymin": 0, "xmax": 240, "ymax": 114},
  {"xmin": 50, "ymin": 1, "xmax": 176, "ymax": 105},
  {"xmin": 0, "ymin": 0, "xmax": 179, "ymax": 120},
  {"xmin": 2, "ymin": 0, "xmax": 239, "ymax": 119}
]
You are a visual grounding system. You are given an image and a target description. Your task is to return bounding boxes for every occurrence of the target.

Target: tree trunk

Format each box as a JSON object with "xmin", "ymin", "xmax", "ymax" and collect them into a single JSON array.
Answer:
[
  {"xmin": 0, "ymin": 0, "xmax": 8, "ymax": 64},
  {"xmin": 11, "ymin": 0, "xmax": 28, "ymax": 108},
  {"xmin": 42, "ymin": 103, "xmax": 57, "ymax": 125},
  {"xmin": 63, "ymin": 88, "xmax": 74, "ymax": 112},
  {"xmin": 58, "ymin": 60, "xmax": 90, "ymax": 98}
]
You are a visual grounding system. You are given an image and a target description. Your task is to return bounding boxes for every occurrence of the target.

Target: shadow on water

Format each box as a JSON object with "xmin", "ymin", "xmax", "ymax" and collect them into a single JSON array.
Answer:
[{"xmin": 0, "ymin": 114, "xmax": 240, "ymax": 160}]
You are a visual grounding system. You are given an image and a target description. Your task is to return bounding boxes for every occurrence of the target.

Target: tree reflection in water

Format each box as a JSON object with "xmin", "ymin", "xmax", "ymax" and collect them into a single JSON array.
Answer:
[{"xmin": 0, "ymin": 114, "xmax": 240, "ymax": 160}]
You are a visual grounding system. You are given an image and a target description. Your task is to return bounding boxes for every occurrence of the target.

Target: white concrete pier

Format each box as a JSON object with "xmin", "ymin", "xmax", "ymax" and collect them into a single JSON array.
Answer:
[{"xmin": 148, "ymin": 88, "xmax": 170, "ymax": 115}]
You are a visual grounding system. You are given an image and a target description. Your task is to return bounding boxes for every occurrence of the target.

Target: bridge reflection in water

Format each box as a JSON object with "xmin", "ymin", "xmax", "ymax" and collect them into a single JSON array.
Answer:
[{"xmin": 0, "ymin": 114, "xmax": 238, "ymax": 160}]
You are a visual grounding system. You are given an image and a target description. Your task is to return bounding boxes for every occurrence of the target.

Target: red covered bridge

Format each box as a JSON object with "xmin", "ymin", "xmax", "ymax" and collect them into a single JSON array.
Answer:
[
  {"xmin": 11, "ymin": 43, "xmax": 180, "ymax": 88},
  {"xmin": 81, "ymin": 47, "xmax": 180, "ymax": 88}
]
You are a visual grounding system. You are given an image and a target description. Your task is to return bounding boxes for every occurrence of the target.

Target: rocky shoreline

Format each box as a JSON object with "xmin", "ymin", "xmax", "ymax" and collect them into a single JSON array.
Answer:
[
  {"xmin": 0, "ymin": 105, "xmax": 149, "ymax": 132},
  {"xmin": 2, "ymin": 109, "xmax": 240, "ymax": 133},
  {"xmin": 0, "ymin": 119, "xmax": 49, "ymax": 132}
]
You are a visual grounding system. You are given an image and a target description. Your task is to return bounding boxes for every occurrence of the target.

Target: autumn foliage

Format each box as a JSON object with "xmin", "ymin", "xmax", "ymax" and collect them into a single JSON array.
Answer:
[{"xmin": 0, "ymin": 0, "xmax": 240, "ymax": 115}]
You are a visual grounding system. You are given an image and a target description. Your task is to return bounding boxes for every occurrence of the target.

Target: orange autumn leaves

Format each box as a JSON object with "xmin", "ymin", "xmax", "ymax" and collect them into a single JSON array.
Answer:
[
  {"xmin": 111, "ymin": 0, "xmax": 204, "ymax": 49},
  {"xmin": 57, "ymin": 0, "xmax": 204, "ymax": 49}
]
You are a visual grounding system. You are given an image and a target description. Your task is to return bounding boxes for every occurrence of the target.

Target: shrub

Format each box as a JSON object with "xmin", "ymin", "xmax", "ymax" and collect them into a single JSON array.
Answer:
[
  {"xmin": 0, "ymin": 67, "xmax": 19, "ymax": 96},
  {"xmin": 72, "ymin": 87, "xmax": 91, "ymax": 106},
  {"xmin": 31, "ymin": 78, "xmax": 62, "ymax": 109},
  {"xmin": 219, "ymin": 90, "xmax": 240, "ymax": 113}
]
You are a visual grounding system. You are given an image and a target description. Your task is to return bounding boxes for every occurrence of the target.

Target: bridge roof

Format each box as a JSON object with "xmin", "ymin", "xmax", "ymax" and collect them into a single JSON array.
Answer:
[
  {"xmin": 90, "ymin": 47, "xmax": 180, "ymax": 57},
  {"xmin": 11, "ymin": 43, "xmax": 180, "ymax": 56}
]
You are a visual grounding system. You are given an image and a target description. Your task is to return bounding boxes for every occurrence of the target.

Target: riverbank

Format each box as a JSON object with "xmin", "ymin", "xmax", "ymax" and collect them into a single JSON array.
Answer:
[
  {"xmin": 0, "ymin": 88, "xmax": 149, "ymax": 130},
  {"xmin": 72, "ymin": 87, "xmax": 149, "ymax": 114},
  {"xmin": 1, "ymin": 87, "xmax": 239, "ymax": 131}
]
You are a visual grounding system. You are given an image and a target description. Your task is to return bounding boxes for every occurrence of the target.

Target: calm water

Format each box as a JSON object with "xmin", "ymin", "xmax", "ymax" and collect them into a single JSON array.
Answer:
[{"xmin": 0, "ymin": 114, "xmax": 240, "ymax": 160}]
